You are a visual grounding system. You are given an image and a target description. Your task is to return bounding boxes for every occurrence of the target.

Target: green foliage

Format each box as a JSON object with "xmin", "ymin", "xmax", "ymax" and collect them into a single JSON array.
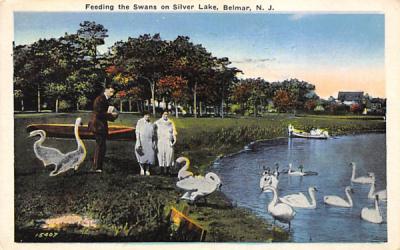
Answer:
[{"xmin": 58, "ymin": 100, "xmax": 71, "ymax": 111}]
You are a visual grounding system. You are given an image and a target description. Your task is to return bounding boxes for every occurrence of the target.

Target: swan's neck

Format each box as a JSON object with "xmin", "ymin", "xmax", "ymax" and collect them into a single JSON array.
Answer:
[
  {"xmin": 368, "ymin": 182, "xmax": 375, "ymax": 198},
  {"xmin": 345, "ymin": 189, "xmax": 353, "ymax": 206},
  {"xmin": 36, "ymin": 134, "xmax": 45, "ymax": 145},
  {"xmin": 269, "ymin": 188, "xmax": 278, "ymax": 208},
  {"xmin": 351, "ymin": 165, "xmax": 356, "ymax": 180},
  {"xmin": 74, "ymin": 122, "xmax": 86, "ymax": 153},
  {"xmin": 309, "ymin": 189, "xmax": 317, "ymax": 206},
  {"xmin": 374, "ymin": 198, "xmax": 381, "ymax": 214}
]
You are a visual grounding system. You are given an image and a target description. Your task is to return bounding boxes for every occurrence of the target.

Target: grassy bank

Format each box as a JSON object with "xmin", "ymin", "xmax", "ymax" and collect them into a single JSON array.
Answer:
[{"xmin": 14, "ymin": 112, "xmax": 385, "ymax": 242}]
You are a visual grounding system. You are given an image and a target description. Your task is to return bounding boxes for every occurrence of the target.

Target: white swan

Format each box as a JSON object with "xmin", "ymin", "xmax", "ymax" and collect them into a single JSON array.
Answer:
[
  {"xmin": 260, "ymin": 173, "xmax": 279, "ymax": 193},
  {"xmin": 264, "ymin": 186, "xmax": 296, "ymax": 230},
  {"xmin": 29, "ymin": 130, "xmax": 65, "ymax": 167},
  {"xmin": 350, "ymin": 162, "xmax": 373, "ymax": 184},
  {"xmin": 176, "ymin": 156, "xmax": 194, "ymax": 180},
  {"xmin": 288, "ymin": 163, "xmax": 305, "ymax": 176},
  {"xmin": 176, "ymin": 172, "xmax": 222, "ymax": 203},
  {"xmin": 323, "ymin": 186, "xmax": 354, "ymax": 208},
  {"xmin": 368, "ymin": 173, "xmax": 387, "ymax": 201},
  {"xmin": 279, "ymin": 186, "xmax": 318, "ymax": 209},
  {"xmin": 30, "ymin": 118, "xmax": 86, "ymax": 176},
  {"xmin": 361, "ymin": 195, "xmax": 383, "ymax": 224}
]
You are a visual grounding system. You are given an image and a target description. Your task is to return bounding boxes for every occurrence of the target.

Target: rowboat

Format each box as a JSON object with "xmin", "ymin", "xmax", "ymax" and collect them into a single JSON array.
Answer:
[
  {"xmin": 288, "ymin": 124, "xmax": 329, "ymax": 140},
  {"xmin": 26, "ymin": 123, "xmax": 135, "ymax": 141}
]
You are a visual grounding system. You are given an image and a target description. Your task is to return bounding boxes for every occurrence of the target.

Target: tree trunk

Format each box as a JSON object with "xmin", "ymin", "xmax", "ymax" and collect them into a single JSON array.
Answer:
[
  {"xmin": 37, "ymin": 87, "xmax": 41, "ymax": 112},
  {"xmin": 76, "ymin": 102, "xmax": 79, "ymax": 111},
  {"xmin": 120, "ymin": 99, "xmax": 123, "ymax": 113},
  {"xmin": 55, "ymin": 98, "xmax": 59, "ymax": 113},
  {"xmin": 193, "ymin": 82, "xmax": 198, "ymax": 118},
  {"xmin": 129, "ymin": 99, "xmax": 132, "ymax": 112},
  {"xmin": 21, "ymin": 99, "xmax": 24, "ymax": 111},
  {"xmin": 175, "ymin": 101, "xmax": 179, "ymax": 118},
  {"xmin": 254, "ymin": 103, "xmax": 257, "ymax": 117},
  {"xmin": 151, "ymin": 81, "xmax": 156, "ymax": 116},
  {"xmin": 199, "ymin": 101, "xmax": 203, "ymax": 117}
]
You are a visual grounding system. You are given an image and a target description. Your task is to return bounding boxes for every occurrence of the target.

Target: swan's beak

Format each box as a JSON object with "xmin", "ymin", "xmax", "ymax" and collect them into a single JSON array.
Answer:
[
  {"xmin": 218, "ymin": 183, "xmax": 223, "ymax": 191},
  {"xmin": 315, "ymin": 187, "xmax": 318, "ymax": 192},
  {"xmin": 350, "ymin": 188, "xmax": 354, "ymax": 193}
]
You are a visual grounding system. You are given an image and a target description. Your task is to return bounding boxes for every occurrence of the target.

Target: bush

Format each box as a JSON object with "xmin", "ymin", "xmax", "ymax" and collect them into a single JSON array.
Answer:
[{"xmin": 58, "ymin": 100, "xmax": 71, "ymax": 111}]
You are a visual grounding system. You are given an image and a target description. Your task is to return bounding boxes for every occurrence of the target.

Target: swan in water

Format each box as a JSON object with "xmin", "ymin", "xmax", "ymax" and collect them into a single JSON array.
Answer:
[
  {"xmin": 350, "ymin": 162, "xmax": 374, "ymax": 184},
  {"xmin": 323, "ymin": 186, "xmax": 354, "ymax": 208},
  {"xmin": 367, "ymin": 173, "xmax": 387, "ymax": 201},
  {"xmin": 176, "ymin": 172, "xmax": 222, "ymax": 203},
  {"xmin": 260, "ymin": 172, "xmax": 279, "ymax": 193},
  {"xmin": 361, "ymin": 195, "xmax": 383, "ymax": 224},
  {"xmin": 176, "ymin": 156, "xmax": 194, "ymax": 180},
  {"xmin": 279, "ymin": 186, "xmax": 318, "ymax": 209},
  {"xmin": 29, "ymin": 130, "xmax": 65, "ymax": 167},
  {"xmin": 30, "ymin": 118, "xmax": 86, "ymax": 176},
  {"xmin": 288, "ymin": 163, "xmax": 305, "ymax": 176},
  {"xmin": 264, "ymin": 186, "xmax": 296, "ymax": 230}
]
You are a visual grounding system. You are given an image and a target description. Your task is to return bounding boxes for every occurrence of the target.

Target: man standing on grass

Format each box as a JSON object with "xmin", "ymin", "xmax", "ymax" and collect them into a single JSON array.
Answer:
[{"xmin": 88, "ymin": 84, "xmax": 118, "ymax": 173}]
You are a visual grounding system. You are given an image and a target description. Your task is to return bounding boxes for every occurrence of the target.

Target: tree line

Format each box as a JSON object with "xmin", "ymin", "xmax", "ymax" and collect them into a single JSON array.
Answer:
[{"xmin": 14, "ymin": 20, "xmax": 323, "ymax": 117}]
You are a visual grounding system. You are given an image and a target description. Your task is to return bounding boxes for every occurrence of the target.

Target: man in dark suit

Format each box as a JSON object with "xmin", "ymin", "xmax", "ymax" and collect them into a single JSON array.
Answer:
[{"xmin": 88, "ymin": 85, "xmax": 118, "ymax": 172}]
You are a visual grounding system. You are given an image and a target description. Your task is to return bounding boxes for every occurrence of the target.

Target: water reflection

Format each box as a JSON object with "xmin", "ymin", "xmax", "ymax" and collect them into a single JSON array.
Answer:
[{"xmin": 213, "ymin": 134, "xmax": 387, "ymax": 242}]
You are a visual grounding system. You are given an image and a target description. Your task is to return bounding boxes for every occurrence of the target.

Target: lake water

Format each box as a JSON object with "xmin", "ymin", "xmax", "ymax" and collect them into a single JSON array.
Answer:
[{"xmin": 212, "ymin": 134, "xmax": 387, "ymax": 242}]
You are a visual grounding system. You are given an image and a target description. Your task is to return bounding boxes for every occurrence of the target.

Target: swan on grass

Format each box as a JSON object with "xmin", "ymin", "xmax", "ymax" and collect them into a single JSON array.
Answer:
[
  {"xmin": 29, "ymin": 117, "xmax": 86, "ymax": 176},
  {"xmin": 176, "ymin": 172, "xmax": 222, "ymax": 203},
  {"xmin": 279, "ymin": 186, "xmax": 318, "ymax": 209},
  {"xmin": 361, "ymin": 195, "xmax": 383, "ymax": 224},
  {"xmin": 176, "ymin": 156, "xmax": 194, "ymax": 180},
  {"xmin": 368, "ymin": 173, "xmax": 387, "ymax": 201},
  {"xmin": 350, "ymin": 162, "xmax": 373, "ymax": 184},
  {"xmin": 264, "ymin": 186, "xmax": 296, "ymax": 231},
  {"xmin": 29, "ymin": 130, "xmax": 65, "ymax": 167},
  {"xmin": 323, "ymin": 186, "xmax": 354, "ymax": 208}
]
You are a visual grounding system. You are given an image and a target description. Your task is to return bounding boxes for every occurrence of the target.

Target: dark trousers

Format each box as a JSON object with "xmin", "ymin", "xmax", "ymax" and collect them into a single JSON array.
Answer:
[{"xmin": 93, "ymin": 133, "xmax": 107, "ymax": 170}]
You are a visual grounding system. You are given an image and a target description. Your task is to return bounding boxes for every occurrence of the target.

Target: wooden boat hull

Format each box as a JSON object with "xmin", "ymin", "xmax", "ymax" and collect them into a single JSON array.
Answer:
[
  {"xmin": 289, "ymin": 131, "xmax": 329, "ymax": 140},
  {"xmin": 26, "ymin": 124, "xmax": 135, "ymax": 141}
]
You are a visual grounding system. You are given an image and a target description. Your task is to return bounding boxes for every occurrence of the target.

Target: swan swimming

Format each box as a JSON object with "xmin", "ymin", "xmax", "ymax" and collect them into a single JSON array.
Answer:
[
  {"xmin": 361, "ymin": 195, "xmax": 383, "ymax": 224},
  {"xmin": 176, "ymin": 156, "xmax": 194, "ymax": 180},
  {"xmin": 350, "ymin": 162, "xmax": 374, "ymax": 184},
  {"xmin": 30, "ymin": 118, "xmax": 86, "ymax": 176},
  {"xmin": 279, "ymin": 186, "xmax": 318, "ymax": 209},
  {"xmin": 29, "ymin": 130, "xmax": 65, "ymax": 167},
  {"xmin": 367, "ymin": 173, "xmax": 387, "ymax": 201},
  {"xmin": 323, "ymin": 186, "xmax": 354, "ymax": 208},
  {"xmin": 288, "ymin": 163, "xmax": 305, "ymax": 176},
  {"xmin": 176, "ymin": 172, "xmax": 222, "ymax": 203},
  {"xmin": 264, "ymin": 186, "xmax": 296, "ymax": 230}
]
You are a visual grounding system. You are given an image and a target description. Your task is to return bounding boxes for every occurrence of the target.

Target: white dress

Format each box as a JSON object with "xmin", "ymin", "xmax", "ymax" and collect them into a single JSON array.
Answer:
[
  {"xmin": 135, "ymin": 118, "xmax": 156, "ymax": 165},
  {"xmin": 155, "ymin": 118, "xmax": 177, "ymax": 167}
]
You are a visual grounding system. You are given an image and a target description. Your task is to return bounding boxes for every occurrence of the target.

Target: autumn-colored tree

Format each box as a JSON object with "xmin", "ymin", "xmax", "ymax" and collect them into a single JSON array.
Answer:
[
  {"xmin": 304, "ymin": 99, "xmax": 317, "ymax": 112},
  {"xmin": 158, "ymin": 75, "xmax": 189, "ymax": 117},
  {"xmin": 273, "ymin": 89, "xmax": 296, "ymax": 112},
  {"xmin": 350, "ymin": 103, "xmax": 362, "ymax": 113}
]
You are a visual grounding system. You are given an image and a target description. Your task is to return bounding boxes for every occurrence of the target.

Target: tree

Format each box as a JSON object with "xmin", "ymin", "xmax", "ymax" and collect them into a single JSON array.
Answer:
[
  {"xmin": 77, "ymin": 21, "xmax": 108, "ymax": 67},
  {"xmin": 273, "ymin": 89, "xmax": 296, "ymax": 112},
  {"xmin": 158, "ymin": 75, "xmax": 189, "ymax": 117},
  {"xmin": 109, "ymin": 34, "xmax": 168, "ymax": 116}
]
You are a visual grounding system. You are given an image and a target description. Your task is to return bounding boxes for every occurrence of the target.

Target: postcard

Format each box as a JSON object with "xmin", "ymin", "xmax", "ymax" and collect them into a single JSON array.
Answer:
[{"xmin": 1, "ymin": 0, "xmax": 400, "ymax": 249}]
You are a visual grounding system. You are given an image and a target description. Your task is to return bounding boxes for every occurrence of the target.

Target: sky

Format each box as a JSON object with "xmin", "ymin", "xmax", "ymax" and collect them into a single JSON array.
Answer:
[{"xmin": 14, "ymin": 12, "xmax": 385, "ymax": 98}]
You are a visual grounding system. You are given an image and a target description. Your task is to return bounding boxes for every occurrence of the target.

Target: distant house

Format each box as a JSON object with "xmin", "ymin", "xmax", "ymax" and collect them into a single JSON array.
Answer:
[{"xmin": 337, "ymin": 91, "xmax": 364, "ymax": 105}]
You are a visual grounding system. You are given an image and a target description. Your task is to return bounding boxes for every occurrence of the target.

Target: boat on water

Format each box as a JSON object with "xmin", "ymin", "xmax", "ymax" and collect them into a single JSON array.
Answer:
[
  {"xmin": 26, "ymin": 123, "xmax": 135, "ymax": 141},
  {"xmin": 288, "ymin": 124, "xmax": 329, "ymax": 139}
]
